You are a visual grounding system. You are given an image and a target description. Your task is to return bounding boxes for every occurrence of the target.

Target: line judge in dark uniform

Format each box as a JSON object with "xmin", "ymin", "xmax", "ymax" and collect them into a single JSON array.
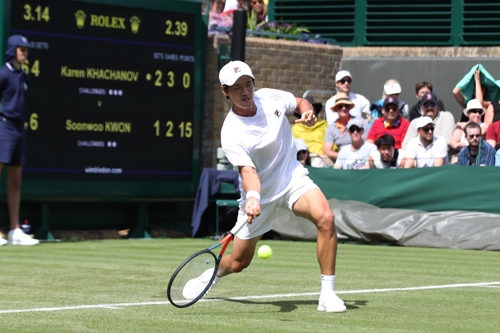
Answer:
[{"xmin": 0, "ymin": 35, "xmax": 39, "ymax": 246}]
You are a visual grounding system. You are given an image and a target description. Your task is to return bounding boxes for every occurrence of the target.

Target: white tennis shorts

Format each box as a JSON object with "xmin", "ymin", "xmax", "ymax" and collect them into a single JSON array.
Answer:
[{"xmin": 230, "ymin": 173, "xmax": 318, "ymax": 240}]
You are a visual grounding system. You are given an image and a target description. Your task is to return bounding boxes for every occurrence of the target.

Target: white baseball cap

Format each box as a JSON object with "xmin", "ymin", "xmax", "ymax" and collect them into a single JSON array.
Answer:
[
  {"xmin": 346, "ymin": 117, "xmax": 365, "ymax": 130},
  {"xmin": 335, "ymin": 70, "xmax": 352, "ymax": 82},
  {"xmin": 416, "ymin": 116, "xmax": 435, "ymax": 129},
  {"xmin": 219, "ymin": 61, "xmax": 255, "ymax": 86},
  {"xmin": 384, "ymin": 82, "xmax": 402, "ymax": 95}
]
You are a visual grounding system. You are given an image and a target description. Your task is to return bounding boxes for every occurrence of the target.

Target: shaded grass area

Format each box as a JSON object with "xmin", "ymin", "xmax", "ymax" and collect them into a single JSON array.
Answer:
[{"xmin": 1, "ymin": 240, "xmax": 499, "ymax": 332}]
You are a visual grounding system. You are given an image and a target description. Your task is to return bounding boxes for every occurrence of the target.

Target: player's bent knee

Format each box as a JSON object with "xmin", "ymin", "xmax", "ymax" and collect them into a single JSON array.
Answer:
[{"xmin": 316, "ymin": 210, "xmax": 335, "ymax": 234}]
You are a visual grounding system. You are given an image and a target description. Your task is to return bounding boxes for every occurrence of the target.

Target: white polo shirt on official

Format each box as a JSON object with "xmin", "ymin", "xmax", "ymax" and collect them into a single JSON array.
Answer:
[
  {"xmin": 221, "ymin": 88, "xmax": 308, "ymax": 204},
  {"xmin": 324, "ymin": 91, "xmax": 371, "ymax": 125},
  {"xmin": 405, "ymin": 135, "xmax": 449, "ymax": 167}
]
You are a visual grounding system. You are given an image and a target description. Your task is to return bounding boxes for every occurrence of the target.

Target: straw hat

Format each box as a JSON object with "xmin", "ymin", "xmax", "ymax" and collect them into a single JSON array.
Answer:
[{"xmin": 330, "ymin": 92, "xmax": 354, "ymax": 111}]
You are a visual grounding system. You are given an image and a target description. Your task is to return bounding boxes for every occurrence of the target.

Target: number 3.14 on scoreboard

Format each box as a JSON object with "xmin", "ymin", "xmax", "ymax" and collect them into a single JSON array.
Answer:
[{"xmin": 23, "ymin": 4, "xmax": 50, "ymax": 22}]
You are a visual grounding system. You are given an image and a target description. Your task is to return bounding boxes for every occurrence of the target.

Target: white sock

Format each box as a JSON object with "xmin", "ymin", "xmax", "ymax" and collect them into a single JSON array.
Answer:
[{"xmin": 321, "ymin": 274, "xmax": 335, "ymax": 293}]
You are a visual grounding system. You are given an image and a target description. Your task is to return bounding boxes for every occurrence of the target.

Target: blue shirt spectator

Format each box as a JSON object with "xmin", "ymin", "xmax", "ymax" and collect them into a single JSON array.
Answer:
[{"xmin": 457, "ymin": 138, "xmax": 496, "ymax": 166}]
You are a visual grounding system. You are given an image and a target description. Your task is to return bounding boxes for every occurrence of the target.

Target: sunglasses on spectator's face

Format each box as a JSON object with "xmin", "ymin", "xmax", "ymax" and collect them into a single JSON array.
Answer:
[
  {"xmin": 349, "ymin": 126, "xmax": 362, "ymax": 133},
  {"xmin": 423, "ymin": 101, "xmax": 436, "ymax": 108},
  {"xmin": 468, "ymin": 134, "xmax": 480, "ymax": 139},
  {"xmin": 468, "ymin": 109, "xmax": 482, "ymax": 114},
  {"xmin": 252, "ymin": 0, "xmax": 263, "ymax": 4},
  {"xmin": 420, "ymin": 126, "xmax": 435, "ymax": 133},
  {"xmin": 338, "ymin": 79, "xmax": 351, "ymax": 84}
]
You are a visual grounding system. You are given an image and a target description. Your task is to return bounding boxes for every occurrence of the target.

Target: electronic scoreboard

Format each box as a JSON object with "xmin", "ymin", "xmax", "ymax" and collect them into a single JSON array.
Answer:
[{"xmin": 1, "ymin": 0, "xmax": 206, "ymax": 197}]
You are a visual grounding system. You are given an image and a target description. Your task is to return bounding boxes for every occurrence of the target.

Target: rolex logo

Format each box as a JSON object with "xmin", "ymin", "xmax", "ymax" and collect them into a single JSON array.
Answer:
[
  {"xmin": 130, "ymin": 16, "xmax": 141, "ymax": 34},
  {"xmin": 75, "ymin": 10, "xmax": 87, "ymax": 29}
]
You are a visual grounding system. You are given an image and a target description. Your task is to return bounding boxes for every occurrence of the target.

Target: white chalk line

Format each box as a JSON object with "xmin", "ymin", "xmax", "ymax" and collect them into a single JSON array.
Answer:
[{"xmin": 1, "ymin": 281, "xmax": 499, "ymax": 315}]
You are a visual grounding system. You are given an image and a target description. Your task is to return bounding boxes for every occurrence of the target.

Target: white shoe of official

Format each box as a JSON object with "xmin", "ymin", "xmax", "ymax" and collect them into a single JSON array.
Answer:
[
  {"xmin": 8, "ymin": 228, "xmax": 40, "ymax": 246},
  {"xmin": 182, "ymin": 268, "xmax": 219, "ymax": 300},
  {"xmin": 0, "ymin": 236, "xmax": 7, "ymax": 246},
  {"xmin": 317, "ymin": 289, "xmax": 346, "ymax": 312}
]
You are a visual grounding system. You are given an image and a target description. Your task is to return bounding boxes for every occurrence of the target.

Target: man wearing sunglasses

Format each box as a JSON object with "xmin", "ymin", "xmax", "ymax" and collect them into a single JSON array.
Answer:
[
  {"xmin": 457, "ymin": 122, "xmax": 495, "ymax": 166},
  {"xmin": 333, "ymin": 118, "xmax": 376, "ymax": 170},
  {"xmin": 408, "ymin": 82, "xmax": 445, "ymax": 122},
  {"xmin": 403, "ymin": 117, "xmax": 449, "ymax": 168},
  {"xmin": 366, "ymin": 97, "xmax": 410, "ymax": 149},
  {"xmin": 402, "ymin": 93, "xmax": 455, "ymax": 151},
  {"xmin": 324, "ymin": 70, "xmax": 370, "ymax": 125}
]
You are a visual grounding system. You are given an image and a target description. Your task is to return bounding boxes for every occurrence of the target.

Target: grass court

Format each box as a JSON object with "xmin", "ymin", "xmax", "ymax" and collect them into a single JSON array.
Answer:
[{"xmin": 1, "ymin": 238, "xmax": 499, "ymax": 332}]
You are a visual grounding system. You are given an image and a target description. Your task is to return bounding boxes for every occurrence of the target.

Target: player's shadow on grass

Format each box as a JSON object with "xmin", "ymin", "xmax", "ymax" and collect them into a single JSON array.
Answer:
[{"xmin": 221, "ymin": 298, "xmax": 365, "ymax": 312}]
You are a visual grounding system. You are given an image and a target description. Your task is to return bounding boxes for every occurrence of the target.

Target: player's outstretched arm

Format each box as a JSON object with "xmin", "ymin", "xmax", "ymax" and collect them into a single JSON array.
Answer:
[{"xmin": 238, "ymin": 166, "xmax": 261, "ymax": 223}]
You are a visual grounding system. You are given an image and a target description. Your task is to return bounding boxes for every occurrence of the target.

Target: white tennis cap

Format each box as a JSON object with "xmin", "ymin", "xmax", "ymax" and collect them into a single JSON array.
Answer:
[
  {"xmin": 384, "ymin": 82, "xmax": 402, "ymax": 95},
  {"xmin": 335, "ymin": 70, "xmax": 352, "ymax": 82},
  {"xmin": 416, "ymin": 116, "xmax": 435, "ymax": 129},
  {"xmin": 219, "ymin": 61, "xmax": 255, "ymax": 86}
]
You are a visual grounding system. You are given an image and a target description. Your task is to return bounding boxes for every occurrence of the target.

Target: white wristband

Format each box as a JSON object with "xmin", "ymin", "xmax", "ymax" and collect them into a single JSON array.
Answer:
[{"xmin": 246, "ymin": 190, "xmax": 260, "ymax": 202}]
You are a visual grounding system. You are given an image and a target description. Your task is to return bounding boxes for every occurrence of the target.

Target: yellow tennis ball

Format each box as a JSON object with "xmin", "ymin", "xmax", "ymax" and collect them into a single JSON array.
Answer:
[{"xmin": 258, "ymin": 245, "xmax": 272, "ymax": 260}]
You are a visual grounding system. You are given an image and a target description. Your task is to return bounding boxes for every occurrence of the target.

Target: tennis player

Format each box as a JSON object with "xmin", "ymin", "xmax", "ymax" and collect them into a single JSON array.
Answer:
[
  {"xmin": 204, "ymin": 61, "xmax": 345, "ymax": 312},
  {"xmin": 0, "ymin": 35, "xmax": 38, "ymax": 246}
]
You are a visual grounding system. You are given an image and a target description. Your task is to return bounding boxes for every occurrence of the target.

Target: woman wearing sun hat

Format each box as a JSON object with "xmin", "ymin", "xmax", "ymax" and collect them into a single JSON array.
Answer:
[{"xmin": 323, "ymin": 92, "xmax": 369, "ymax": 164}]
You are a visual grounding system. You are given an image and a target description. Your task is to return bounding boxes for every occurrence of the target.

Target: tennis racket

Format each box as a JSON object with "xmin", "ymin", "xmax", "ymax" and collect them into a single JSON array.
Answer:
[{"xmin": 167, "ymin": 222, "xmax": 246, "ymax": 308}]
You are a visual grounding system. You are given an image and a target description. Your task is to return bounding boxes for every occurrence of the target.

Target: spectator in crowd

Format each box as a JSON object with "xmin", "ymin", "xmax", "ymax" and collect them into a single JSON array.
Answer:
[
  {"xmin": 404, "ymin": 117, "xmax": 449, "ymax": 168},
  {"xmin": 368, "ymin": 79, "xmax": 408, "ymax": 126},
  {"xmin": 453, "ymin": 68, "xmax": 493, "ymax": 123},
  {"xmin": 449, "ymin": 99, "xmax": 488, "ymax": 158},
  {"xmin": 457, "ymin": 122, "xmax": 496, "ymax": 166},
  {"xmin": 250, "ymin": 0, "xmax": 267, "ymax": 22},
  {"xmin": 324, "ymin": 70, "xmax": 370, "ymax": 125},
  {"xmin": 294, "ymin": 138, "xmax": 311, "ymax": 166},
  {"xmin": 323, "ymin": 92, "xmax": 369, "ymax": 164},
  {"xmin": 402, "ymin": 93, "xmax": 455, "ymax": 151},
  {"xmin": 408, "ymin": 81, "xmax": 445, "ymax": 122},
  {"xmin": 292, "ymin": 96, "xmax": 328, "ymax": 167},
  {"xmin": 486, "ymin": 119, "xmax": 500, "ymax": 151},
  {"xmin": 469, "ymin": 69, "xmax": 500, "ymax": 124},
  {"xmin": 366, "ymin": 97, "xmax": 410, "ymax": 149},
  {"xmin": 209, "ymin": 0, "xmax": 226, "ymax": 17},
  {"xmin": 367, "ymin": 134, "xmax": 406, "ymax": 169},
  {"xmin": 334, "ymin": 118, "xmax": 377, "ymax": 170},
  {"xmin": 382, "ymin": 79, "xmax": 409, "ymax": 120}
]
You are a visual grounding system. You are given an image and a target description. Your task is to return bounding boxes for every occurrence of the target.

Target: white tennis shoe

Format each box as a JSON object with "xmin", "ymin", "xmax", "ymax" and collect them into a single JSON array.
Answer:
[
  {"xmin": 7, "ymin": 228, "xmax": 39, "ymax": 246},
  {"xmin": 182, "ymin": 268, "xmax": 219, "ymax": 300},
  {"xmin": 0, "ymin": 236, "xmax": 7, "ymax": 246},
  {"xmin": 317, "ymin": 290, "xmax": 346, "ymax": 312}
]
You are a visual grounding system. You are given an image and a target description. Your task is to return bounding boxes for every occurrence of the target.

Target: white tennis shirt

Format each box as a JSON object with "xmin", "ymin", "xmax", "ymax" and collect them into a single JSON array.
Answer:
[{"xmin": 221, "ymin": 88, "xmax": 308, "ymax": 204}]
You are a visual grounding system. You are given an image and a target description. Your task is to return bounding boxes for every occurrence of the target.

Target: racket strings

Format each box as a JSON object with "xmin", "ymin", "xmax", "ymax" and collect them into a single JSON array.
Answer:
[{"xmin": 168, "ymin": 252, "xmax": 217, "ymax": 307}]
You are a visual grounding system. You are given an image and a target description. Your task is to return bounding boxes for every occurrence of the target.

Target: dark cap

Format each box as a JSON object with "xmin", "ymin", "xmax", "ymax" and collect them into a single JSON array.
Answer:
[
  {"xmin": 8, "ymin": 35, "xmax": 30, "ymax": 48},
  {"xmin": 5, "ymin": 35, "xmax": 30, "ymax": 62},
  {"xmin": 421, "ymin": 93, "xmax": 439, "ymax": 104},
  {"xmin": 383, "ymin": 97, "xmax": 399, "ymax": 108},
  {"xmin": 304, "ymin": 96, "xmax": 323, "ymax": 116}
]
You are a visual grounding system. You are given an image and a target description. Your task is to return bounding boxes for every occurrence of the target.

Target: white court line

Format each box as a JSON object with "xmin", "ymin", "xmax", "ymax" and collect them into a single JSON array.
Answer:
[{"xmin": 1, "ymin": 281, "xmax": 499, "ymax": 315}]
